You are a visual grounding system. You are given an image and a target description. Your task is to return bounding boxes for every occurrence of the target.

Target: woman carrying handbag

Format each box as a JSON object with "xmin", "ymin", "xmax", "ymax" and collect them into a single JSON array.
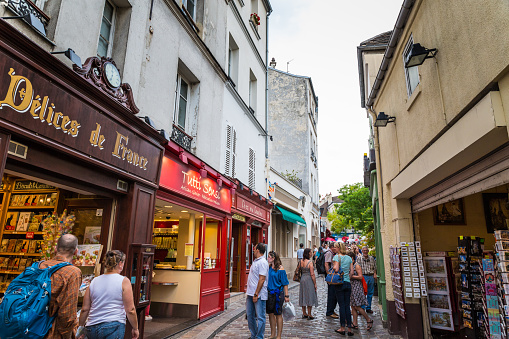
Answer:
[
  {"xmin": 298, "ymin": 249, "xmax": 318, "ymax": 319},
  {"xmin": 332, "ymin": 243, "xmax": 354, "ymax": 336},
  {"xmin": 346, "ymin": 251, "xmax": 373, "ymax": 331}
]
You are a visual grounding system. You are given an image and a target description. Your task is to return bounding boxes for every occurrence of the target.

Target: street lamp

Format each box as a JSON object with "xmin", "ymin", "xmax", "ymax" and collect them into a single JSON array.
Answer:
[
  {"xmin": 2, "ymin": 12, "xmax": 46, "ymax": 36},
  {"xmin": 51, "ymin": 49, "xmax": 82, "ymax": 68},
  {"xmin": 404, "ymin": 43, "xmax": 437, "ymax": 68},
  {"xmin": 374, "ymin": 112, "xmax": 396, "ymax": 127}
]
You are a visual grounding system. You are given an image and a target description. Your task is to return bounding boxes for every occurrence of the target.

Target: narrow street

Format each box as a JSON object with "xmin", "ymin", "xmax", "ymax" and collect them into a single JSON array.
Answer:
[{"xmin": 214, "ymin": 276, "xmax": 401, "ymax": 339}]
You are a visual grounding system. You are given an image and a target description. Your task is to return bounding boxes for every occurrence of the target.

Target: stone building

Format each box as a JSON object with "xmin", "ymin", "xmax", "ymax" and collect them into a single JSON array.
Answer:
[
  {"xmin": 267, "ymin": 66, "xmax": 320, "ymax": 274},
  {"xmin": 359, "ymin": 0, "xmax": 509, "ymax": 338}
]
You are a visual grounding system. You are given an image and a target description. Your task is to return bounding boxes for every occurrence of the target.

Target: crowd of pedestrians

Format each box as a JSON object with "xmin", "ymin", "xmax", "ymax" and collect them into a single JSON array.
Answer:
[{"xmin": 245, "ymin": 241, "xmax": 377, "ymax": 338}]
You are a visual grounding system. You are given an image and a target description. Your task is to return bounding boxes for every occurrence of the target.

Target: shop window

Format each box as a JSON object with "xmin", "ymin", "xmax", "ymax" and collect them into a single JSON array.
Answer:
[
  {"xmin": 403, "ymin": 35, "xmax": 420, "ymax": 97},
  {"xmin": 203, "ymin": 220, "xmax": 219, "ymax": 269},
  {"xmin": 97, "ymin": 0, "xmax": 116, "ymax": 58},
  {"xmin": 248, "ymin": 148, "xmax": 255, "ymax": 190},
  {"xmin": 225, "ymin": 125, "xmax": 237, "ymax": 177}
]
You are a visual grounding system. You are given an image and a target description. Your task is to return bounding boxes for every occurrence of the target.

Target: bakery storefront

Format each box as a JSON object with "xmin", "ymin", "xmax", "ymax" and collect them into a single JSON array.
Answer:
[
  {"xmin": 229, "ymin": 183, "xmax": 272, "ymax": 293},
  {"xmin": 150, "ymin": 146, "xmax": 234, "ymax": 320},
  {"xmin": 0, "ymin": 19, "xmax": 164, "ymax": 336}
]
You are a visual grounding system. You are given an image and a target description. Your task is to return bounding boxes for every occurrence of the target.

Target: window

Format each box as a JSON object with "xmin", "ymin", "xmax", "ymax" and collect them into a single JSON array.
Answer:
[
  {"xmin": 249, "ymin": 148, "xmax": 255, "ymax": 189},
  {"xmin": 174, "ymin": 75, "xmax": 190, "ymax": 129},
  {"xmin": 403, "ymin": 36, "xmax": 420, "ymax": 96},
  {"xmin": 225, "ymin": 125, "xmax": 237, "ymax": 177},
  {"xmin": 249, "ymin": 70, "xmax": 257, "ymax": 113},
  {"xmin": 183, "ymin": 0, "xmax": 196, "ymax": 20},
  {"xmin": 251, "ymin": 0, "xmax": 258, "ymax": 15},
  {"xmin": 228, "ymin": 34, "xmax": 239, "ymax": 85},
  {"xmin": 98, "ymin": 1, "xmax": 115, "ymax": 57},
  {"xmin": 310, "ymin": 173, "xmax": 314, "ymax": 202}
]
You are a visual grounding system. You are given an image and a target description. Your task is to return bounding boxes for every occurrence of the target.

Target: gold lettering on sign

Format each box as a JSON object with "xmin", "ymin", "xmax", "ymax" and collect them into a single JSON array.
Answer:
[
  {"xmin": 112, "ymin": 131, "xmax": 148, "ymax": 170},
  {"xmin": 90, "ymin": 123, "xmax": 105, "ymax": 150},
  {"xmin": 0, "ymin": 68, "xmax": 81, "ymax": 137}
]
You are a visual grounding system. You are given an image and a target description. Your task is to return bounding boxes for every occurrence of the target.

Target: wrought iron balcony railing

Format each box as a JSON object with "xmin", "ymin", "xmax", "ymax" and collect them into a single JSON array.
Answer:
[
  {"xmin": 170, "ymin": 124, "xmax": 193, "ymax": 152},
  {"xmin": 7, "ymin": 0, "xmax": 50, "ymax": 28}
]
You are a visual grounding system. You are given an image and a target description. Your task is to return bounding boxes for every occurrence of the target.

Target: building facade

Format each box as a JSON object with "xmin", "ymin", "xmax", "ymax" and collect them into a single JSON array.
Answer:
[{"xmin": 359, "ymin": 0, "xmax": 509, "ymax": 338}]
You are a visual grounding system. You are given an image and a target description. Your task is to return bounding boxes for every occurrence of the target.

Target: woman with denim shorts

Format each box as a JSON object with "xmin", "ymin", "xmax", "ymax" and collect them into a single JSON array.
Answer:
[
  {"xmin": 78, "ymin": 250, "xmax": 139, "ymax": 339},
  {"xmin": 267, "ymin": 250, "xmax": 289, "ymax": 339}
]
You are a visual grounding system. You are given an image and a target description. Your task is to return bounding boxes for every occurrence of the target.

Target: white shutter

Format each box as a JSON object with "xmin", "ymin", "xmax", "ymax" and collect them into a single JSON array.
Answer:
[
  {"xmin": 232, "ymin": 129, "xmax": 237, "ymax": 177},
  {"xmin": 249, "ymin": 148, "xmax": 255, "ymax": 189},
  {"xmin": 225, "ymin": 125, "xmax": 232, "ymax": 176}
]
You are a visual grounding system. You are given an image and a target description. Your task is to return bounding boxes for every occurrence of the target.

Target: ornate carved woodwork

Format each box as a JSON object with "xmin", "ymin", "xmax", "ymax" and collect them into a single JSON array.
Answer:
[{"xmin": 73, "ymin": 57, "xmax": 140, "ymax": 114}]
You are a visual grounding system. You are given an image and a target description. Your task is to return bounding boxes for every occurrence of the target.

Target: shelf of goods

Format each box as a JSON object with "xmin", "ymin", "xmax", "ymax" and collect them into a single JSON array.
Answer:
[{"xmin": 0, "ymin": 181, "xmax": 59, "ymax": 294}]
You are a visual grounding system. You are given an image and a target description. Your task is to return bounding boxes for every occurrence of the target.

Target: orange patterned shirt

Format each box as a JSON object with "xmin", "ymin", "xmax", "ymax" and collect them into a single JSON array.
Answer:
[{"xmin": 39, "ymin": 256, "xmax": 82, "ymax": 339}]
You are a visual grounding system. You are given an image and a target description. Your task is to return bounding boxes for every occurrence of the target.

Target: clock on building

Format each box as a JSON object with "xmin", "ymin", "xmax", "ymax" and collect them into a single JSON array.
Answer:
[{"xmin": 103, "ymin": 62, "xmax": 121, "ymax": 88}]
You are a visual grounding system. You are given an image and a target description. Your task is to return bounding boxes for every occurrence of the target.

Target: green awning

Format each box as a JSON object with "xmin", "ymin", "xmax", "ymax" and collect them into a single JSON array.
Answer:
[{"xmin": 276, "ymin": 205, "xmax": 306, "ymax": 227}]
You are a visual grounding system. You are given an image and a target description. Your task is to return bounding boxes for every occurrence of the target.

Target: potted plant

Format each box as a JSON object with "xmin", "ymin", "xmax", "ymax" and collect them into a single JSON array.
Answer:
[{"xmin": 250, "ymin": 13, "xmax": 261, "ymax": 26}]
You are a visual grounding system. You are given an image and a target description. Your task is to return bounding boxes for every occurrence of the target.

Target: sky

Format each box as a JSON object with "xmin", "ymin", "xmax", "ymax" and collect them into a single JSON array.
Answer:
[{"xmin": 268, "ymin": 0, "xmax": 402, "ymax": 196}]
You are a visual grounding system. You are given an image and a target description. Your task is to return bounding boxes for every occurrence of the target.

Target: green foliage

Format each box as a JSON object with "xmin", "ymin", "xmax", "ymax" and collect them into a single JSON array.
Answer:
[
  {"xmin": 281, "ymin": 170, "xmax": 300, "ymax": 182},
  {"xmin": 328, "ymin": 183, "xmax": 373, "ymax": 237}
]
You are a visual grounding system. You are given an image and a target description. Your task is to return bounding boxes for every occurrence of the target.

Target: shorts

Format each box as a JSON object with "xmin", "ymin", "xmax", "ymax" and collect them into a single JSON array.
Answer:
[{"xmin": 266, "ymin": 289, "xmax": 285, "ymax": 315}]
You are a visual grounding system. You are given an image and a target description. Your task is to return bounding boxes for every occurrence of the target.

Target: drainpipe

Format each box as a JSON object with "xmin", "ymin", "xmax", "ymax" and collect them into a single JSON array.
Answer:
[{"xmin": 265, "ymin": 8, "xmax": 271, "ymax": 160}]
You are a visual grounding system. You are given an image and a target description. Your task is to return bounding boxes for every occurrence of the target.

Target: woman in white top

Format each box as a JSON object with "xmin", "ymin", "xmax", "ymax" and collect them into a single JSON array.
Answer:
[{"xmin": 78, "ymin": 250, "xmax": 139, "ymax": 339}]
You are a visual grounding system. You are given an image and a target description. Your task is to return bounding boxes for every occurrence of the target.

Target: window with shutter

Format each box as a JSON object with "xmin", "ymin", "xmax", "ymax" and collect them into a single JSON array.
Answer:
[{"xmin": 249, "ymin": 148, "xmax": 255, "ymax": 189}]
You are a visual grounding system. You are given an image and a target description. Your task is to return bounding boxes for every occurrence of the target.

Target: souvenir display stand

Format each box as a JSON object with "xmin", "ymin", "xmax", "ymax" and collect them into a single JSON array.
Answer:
[
  {"xmin": 390, "ymin": 246, "xmax": 405, "ymax": 318},
  {"xmin": 493, "ymin": 230, "xmax": 509, "ymax": 338}
]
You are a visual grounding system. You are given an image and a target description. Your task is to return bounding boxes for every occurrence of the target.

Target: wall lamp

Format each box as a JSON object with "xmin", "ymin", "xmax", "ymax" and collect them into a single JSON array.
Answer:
[
  {"xmin": 50, "ymin": 48, "xmax": 82, "ymax": 68},
  {"xmin": 158, "ymin": 129, "xmax": 170, "ymax": 140},
  {"xmin": 138, "ymin": 116, "xmax": 155, "ymax": 128},
  {"xmin": 404, "ymin": 43, "xmax": 437, "ymax": 68},
  {"xmin": 199, "ymin": 164, "xmax": 207, "ymax": 178},
  {"xmin": 374, "ymin": 112, "xmax": 396, "ymax": 127},
  {"xmin": 2, "ymin": 13, "xmax": 46, "ymax": 36},
  {"xmin": 217, "ymin": 178, "xmax": 223, "ymax": 187},
  {"xmin": 179, "ymin": 151, "xmax": 188, "ymax": 164}
]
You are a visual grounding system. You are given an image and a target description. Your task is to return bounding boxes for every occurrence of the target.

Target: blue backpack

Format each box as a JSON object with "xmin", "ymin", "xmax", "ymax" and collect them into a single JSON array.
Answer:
[{"xmin": 0, "ymin": 261, "xmax": 71, "ymax": 339}]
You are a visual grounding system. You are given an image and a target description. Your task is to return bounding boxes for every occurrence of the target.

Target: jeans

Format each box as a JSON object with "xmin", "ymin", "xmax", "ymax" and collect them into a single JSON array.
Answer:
[
  {"xmin": 246, "ymin": 296, "xmax": 267, "ymax": 339},
  {"xmin": 363, "ymin": 275, "xmax": 375, "ymax": 310},
  {"xmin": 326, "ymin": 282, "xmax": 338, "ymax": 316},
  {"xmin": 335, "ymin": 282, "xmax": 352, "ymax": 328},
  {"xmin": 85, "ymin": 321, "xmax": 125, "ymax": 339}
]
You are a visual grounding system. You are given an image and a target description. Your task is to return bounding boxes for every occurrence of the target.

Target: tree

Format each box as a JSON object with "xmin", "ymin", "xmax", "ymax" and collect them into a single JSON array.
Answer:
[{"xmin": 327, "ymin": 183, "xmax": 373, "ymax": 237}]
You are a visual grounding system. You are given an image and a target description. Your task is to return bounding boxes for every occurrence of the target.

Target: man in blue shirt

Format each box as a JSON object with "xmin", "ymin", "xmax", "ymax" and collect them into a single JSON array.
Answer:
[
  {"xmin": 246, "ymin": 243, "xmax": 269, "ymax": 339},
  {"xmin": 296, "ymin": 243, "xmax": 304, "ymax": 263}
]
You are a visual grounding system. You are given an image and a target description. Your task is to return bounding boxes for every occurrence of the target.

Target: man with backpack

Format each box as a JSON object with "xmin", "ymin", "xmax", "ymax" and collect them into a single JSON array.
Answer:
[
  {"xmin": 324, "ymin": 242, "xmax": 339, "ymax": 319},
  {"xmin": 39, "ymin": 234, "xmax": 82, "ymax": 338}
]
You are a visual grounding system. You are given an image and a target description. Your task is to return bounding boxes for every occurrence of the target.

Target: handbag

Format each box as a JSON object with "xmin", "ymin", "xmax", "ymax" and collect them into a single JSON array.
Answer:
[
  {"xmin": 362, "ymin": 276, "xmax": 368, "ymax": 295},
  {"xmin": 325, "ymin": 267, "xmax": 344, "ymax": 285},
  {"xmin": 293, "ymin": 260, "xmax": 302, "ymax": 282}
]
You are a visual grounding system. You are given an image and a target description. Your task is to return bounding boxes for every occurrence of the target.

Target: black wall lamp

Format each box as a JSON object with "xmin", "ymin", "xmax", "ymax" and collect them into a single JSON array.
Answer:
[
  {"xmin": 51, "ymin": 48, "xmax": 82, "ymax": 68},
  {"xmin": 2, "ymin": 13, "xmax": 46, "ymax": 36},
  {"xmin": 374, "ymin": 112, "xmax": 396, "ymax": 127},
  {"xmin": 139, "ymin": 116, "xmax": 155, "ymax": 128},
  {"xmin": 158, "ymin": 129, "xmax": 170, "ymax": 140},
  {"xmin": 404, "ymin": 43, "xmax": 437, "ymax": 68}
]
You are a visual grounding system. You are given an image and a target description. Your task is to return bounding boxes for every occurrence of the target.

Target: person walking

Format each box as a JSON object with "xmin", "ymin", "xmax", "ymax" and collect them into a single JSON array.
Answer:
[
  {"xmin": 298, "ymin": 248, "xmax": 318, "ymax": 319},
  {"xmin": 333, "ymin": 243, "xmax": 354, "ymax": 336},
  {"xmin": 312, "ymin": 245, "xmax": 318, "ymax": 262},
  {"xmin": 246, "ymin": 243, "xmax": 269, "ymax": 339},
  {"xmin": 297, "ymin": 243, "xmax": 304, "ymax": 263},
  {"xmin": 325, "ymin": 242, "xmax": 338, "ymax": 319},
  {"xmin": 358, "ymin": 246, "xmax": 377, "ymax": 313},
  {"xmin": 78, "ymin": 250, "xmax": 139, "ymax": 339},
  {"xmin": 347, "ymin": 251, "xmax": 373, "ymax": 331},
  {"xmin": 267, "ymin": 250, "xmax": 289, "ymax": 339},
  {"xmin": 39, "ymin": 234, "xmax": 82, "ymax": 339}
]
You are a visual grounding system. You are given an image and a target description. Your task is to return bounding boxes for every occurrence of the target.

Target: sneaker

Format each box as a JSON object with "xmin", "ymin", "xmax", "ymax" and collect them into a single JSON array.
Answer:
[
  {"xmin": 327, "ymin": 313, "xmax": 339, "ymax": 319},
  {"xmin": 145, "ymin": 315, "xmax": 153, "ymax": 321},
  {"xmin": 366, "ymin": 309, "xmax": 373, "ymax": 314}
]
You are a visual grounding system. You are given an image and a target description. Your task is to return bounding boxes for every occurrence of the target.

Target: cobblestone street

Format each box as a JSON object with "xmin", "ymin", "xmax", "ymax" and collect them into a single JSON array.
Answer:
[{"xmin": 214, "ymin": 276, "xmax": 401, "ymax": 339}]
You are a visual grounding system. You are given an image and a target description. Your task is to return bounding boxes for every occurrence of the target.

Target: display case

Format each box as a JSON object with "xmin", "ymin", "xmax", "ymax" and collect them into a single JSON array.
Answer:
[{"xmin": 129, "ymin": 243, "xmax": 155, "ymax": 308}]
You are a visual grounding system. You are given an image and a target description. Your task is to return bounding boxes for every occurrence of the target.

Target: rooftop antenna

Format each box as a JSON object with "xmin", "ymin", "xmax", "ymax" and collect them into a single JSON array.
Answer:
[{"xmin": 286, "ymin": 59, "xmax": 294, "ymax": 73}]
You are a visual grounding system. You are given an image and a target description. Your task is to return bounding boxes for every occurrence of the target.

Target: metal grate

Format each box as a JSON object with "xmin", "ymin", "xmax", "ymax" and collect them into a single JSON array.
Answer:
[{"xmin": 170, "ymin": 124, "xmax": 193, "ymax": 152}]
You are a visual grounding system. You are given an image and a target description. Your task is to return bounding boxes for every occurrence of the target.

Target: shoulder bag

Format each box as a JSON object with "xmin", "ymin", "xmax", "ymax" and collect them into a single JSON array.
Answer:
[
  {"xmin": 293, "ymin": 260, "xmax": 302, "ymax": 282},
  {"xmin": 325, "ymin": 260, "xmax": 344, "ymax": 285}
]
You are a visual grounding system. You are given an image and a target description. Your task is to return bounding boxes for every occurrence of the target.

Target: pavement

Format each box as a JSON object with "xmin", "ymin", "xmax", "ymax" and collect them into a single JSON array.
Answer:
[{"xmin": 165, "ymin": 275, "xmax": 401, "ymax": 339}]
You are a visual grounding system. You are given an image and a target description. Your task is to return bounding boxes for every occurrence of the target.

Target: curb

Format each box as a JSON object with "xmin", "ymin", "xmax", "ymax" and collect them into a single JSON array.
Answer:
[{"xmin": 206, "ymin": 283, "xmax": 300, "ymax": 339}]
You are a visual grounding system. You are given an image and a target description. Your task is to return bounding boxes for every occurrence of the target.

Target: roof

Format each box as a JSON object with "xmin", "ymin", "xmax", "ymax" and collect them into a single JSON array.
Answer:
[
  {"xmin": 357, "ymin": 31, "xmax": 392, "ymax": 108},
  {"xmin": 359, "ymin": 31, "xmax": 393, "ymax": 47}
]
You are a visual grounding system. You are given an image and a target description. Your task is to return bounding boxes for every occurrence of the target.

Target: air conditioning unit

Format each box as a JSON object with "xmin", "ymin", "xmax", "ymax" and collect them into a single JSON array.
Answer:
[{"xmin": 117, "ymin": 180, "xmax": 128, "ymax": 192}]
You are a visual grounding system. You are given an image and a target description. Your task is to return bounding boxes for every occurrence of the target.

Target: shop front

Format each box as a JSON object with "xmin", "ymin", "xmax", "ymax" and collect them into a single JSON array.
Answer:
[
  {"xmin": 0, "ymin": 19, "xmax": 165, "ymax": 337},
  {"xmin": 229, "ymin": 183, "xmax": 272, "ymax": 293},
  {"xmin": 150, "ymin": 146, "xmax": 234, "ymax": 320}
]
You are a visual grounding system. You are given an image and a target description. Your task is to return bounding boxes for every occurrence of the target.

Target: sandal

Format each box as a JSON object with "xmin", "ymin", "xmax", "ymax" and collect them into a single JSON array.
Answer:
[
  {"xmin": 351, "ymin": 325, "xmax": 359, "ymax": 329},
  {"xmin": 347, "ymin": 331, "xmax": 354, "ymax": 336},
  {"xmin": 367, "ymin": 319, "xmax": 374, "ymax": 331},
  {"xmin": 335, "ymin": 329, "xmax": 346, "ymax": 335},
  {"xmin": 302, "ymin": 314, "xmax": 308, "ymax": 319},
  {"xmin": 308, "ymin": 315, "xmax": 315, "ymax": 320}
]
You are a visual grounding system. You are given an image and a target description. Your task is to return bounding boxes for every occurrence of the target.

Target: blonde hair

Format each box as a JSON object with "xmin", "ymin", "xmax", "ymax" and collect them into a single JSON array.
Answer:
[
  {"xmin": 338, "ymin": 243, "xmax": 347, "ymax": 255},
  {"xmin": 103, "ymin": 250, "xmax": 126, "ymax": 271}
]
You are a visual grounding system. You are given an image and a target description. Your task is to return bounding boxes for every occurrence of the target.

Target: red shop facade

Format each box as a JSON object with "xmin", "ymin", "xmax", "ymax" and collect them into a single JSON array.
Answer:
[
  {"xmin": 229, "ymin": 182, "xmax": 272, "ymax": 293},
  {"xmin": 150, "ymin": 142, "xmax": 235, "ymax": 320}
]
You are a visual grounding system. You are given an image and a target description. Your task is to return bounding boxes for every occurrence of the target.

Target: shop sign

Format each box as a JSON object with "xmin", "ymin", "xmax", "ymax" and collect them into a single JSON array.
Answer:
[
  {"xmin": 0, "ymin": 53, "xmax": 161, "ymax": 183},
  {"xmin": 159, "ymin": 155, "xmax": 231, "ymax": 213},
  {"xmin": 236, "ymin": 195, "xmax": 269, "ymax": 222},
  {"xmin": 232, "ymin": 214, "xmax": 246, "ymax": 222},
  {"xmin": 13, "ymin": 180, "xmax": 55, "ymax": 191}
]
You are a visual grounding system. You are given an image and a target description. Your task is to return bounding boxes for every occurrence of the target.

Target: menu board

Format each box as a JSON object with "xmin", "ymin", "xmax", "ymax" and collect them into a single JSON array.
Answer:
[{"xmin": 390, "ymin": 246, "xmax": 405, "ymax": 319}]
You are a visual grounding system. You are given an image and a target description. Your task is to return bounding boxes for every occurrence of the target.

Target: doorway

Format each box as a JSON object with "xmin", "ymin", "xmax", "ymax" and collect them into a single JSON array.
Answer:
[{"xmin": 231, "ymin": 221, "xmax": 242, "ymax": 292}]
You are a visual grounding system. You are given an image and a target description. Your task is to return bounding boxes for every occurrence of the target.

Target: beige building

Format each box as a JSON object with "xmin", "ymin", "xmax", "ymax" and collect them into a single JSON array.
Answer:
[{"xmin": 359, "ymin": 0, "xmax": 509, "ymax": 338}]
